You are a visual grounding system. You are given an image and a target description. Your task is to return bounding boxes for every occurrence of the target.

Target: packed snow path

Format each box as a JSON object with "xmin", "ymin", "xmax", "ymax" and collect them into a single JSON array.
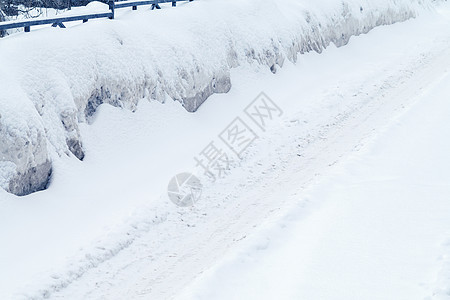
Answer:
[{"xmin": 2, "ymin": 3, "xmax": 450, "ymax": 300}]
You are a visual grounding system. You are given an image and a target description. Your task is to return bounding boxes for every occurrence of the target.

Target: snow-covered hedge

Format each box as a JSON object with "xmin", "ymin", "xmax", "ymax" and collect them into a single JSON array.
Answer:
[{"xmin": 0, "ymin": 0, "xmax": 435, "ymax": 195}]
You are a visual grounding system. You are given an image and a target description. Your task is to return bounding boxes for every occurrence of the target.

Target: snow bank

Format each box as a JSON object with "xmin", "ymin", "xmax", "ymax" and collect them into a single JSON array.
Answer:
[{"xmin": 0, "ymin": 0, "xmax": 435, "ymax": 195}]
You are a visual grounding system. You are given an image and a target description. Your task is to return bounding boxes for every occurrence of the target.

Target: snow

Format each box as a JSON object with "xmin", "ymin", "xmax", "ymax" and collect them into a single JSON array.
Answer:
[
  {"xmin": 0, "ymin": 0, "xmax": 434, "ymax": 195},
  {"xmin": 177, "ymin": 54, "xmax": 450, "ymax": 300},
  {"xmin": 1, "ymin": 0, "xmax": 450, "ymax": 299}
]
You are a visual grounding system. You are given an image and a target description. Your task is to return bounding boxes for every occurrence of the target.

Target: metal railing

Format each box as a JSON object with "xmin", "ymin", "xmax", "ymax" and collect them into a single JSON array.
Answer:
[{"xmin": 0, "ymin": 0, "xmax": 193, "ymax": 35}]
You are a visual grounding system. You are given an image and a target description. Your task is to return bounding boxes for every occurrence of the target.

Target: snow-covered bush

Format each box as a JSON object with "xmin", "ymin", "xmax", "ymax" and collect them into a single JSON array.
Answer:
[{"xmin": 0, "ymin": 0, "xmax": 437, "ymax": 196}]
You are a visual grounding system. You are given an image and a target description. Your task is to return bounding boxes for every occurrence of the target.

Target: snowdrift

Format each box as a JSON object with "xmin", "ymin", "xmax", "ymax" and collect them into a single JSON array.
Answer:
[{"xmin": 0, "ymin": 0, "xmax": 435, "ymax": 196}]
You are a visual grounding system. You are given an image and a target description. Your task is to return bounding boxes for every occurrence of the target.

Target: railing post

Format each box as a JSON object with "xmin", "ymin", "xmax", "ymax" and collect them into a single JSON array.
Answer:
[
  {"xmin": 52, "ymin": 22, "xmax": 66, "ymax": 28},
  {"xmin": 0, "ymin": 12, "xmax": 4, "ymax": 38},
  {"xmin": 108, "ymin": 0, "xmax": 115, "ymax": 19},
  {"xmin": 151, "ymin": 0, "xmax": 161, "ymax": 10}
]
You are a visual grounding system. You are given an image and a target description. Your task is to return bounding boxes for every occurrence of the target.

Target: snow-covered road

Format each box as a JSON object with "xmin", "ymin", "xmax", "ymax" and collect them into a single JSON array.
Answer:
[
  {"xmin": 32, "ymin": 4, "xmax": 450, "ymax": 300},
  {"xmin": 179, "ymin": 42, "xmax": 450, "ymax": 300},
  {"xmin": 2, "ymin": 3, "xmax": 450, "ymax": 300}
]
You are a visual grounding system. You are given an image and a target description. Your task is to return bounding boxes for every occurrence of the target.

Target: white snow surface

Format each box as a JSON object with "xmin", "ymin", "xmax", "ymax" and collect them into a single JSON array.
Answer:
[
  {"xmin": 1, "ymin": 0, "xmax": 450, "ymax": 299},
  {"xmin": 178, "ymin": 44, "xmax": 450, "ymax": 300},
  {"xmin": 0, "ymin": 0, "xmax": 435, "ymax": 195}
]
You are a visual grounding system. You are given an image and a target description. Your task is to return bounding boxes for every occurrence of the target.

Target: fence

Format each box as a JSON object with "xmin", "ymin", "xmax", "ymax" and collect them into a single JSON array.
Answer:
[{"xmin": 0, "ymin": 0, "xmax": 193, "ymax": 35}]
